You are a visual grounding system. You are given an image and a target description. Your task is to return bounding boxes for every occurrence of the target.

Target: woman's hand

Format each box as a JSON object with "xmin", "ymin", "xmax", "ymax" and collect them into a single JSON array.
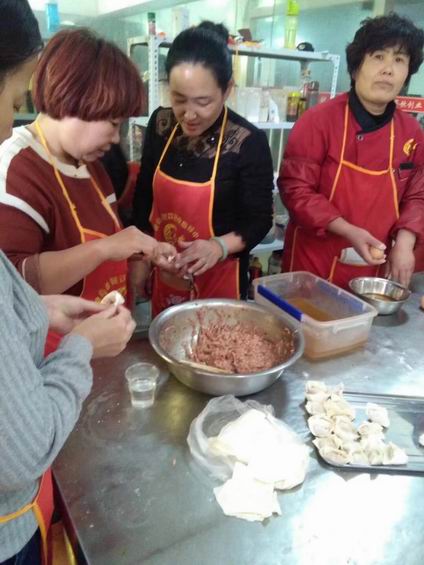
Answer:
[
  {"xmin": 128, "ymin": 258, "xmax": 151, "ymax": 302},
  {"xmin": 71, "ymin": 305, "xmax": 136, "ymax": 358},
  {"xmin": 385, "ymin": 229, "xmax": 416, "ymax": 287},
  {"xmin": 174, "ymin": 239, "xmax": 223, "ymax": 276},
  {"xmin": 327, "ymin": 219, "xmax": 386, "ymax": 265},
  {"xmin": 346, "ymin": 226, "xmax": 386, "ymax": 265},
  {"xmin": 42, "ymin": 295, "xmax": 106, "ymax": 333},
  {"xmin": 151, "ymin": 242, "xmax": 179, "ymax": 271},
  {"xmin": 98, "ymin": 227, "xmax": 159, "ymax": 262}
]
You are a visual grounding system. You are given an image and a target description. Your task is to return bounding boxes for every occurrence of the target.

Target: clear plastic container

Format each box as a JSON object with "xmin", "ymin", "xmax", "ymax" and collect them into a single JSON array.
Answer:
[{"xmin": 253, "ymin": 272, "xmax": 377, "ymax": 360}]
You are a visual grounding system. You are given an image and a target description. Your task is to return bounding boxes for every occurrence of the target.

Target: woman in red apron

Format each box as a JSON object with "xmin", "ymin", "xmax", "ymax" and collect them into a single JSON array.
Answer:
[
  {"xmin": 0, "ymin": 29, "xmax": 176, "ymax": 346},
  {"xmin": 133, "ymin": 22, "xmax": 274, "ymax": 316},
  {"xmin": 279, "ymin": 14, "xmax": 424, "ymax": 290}
]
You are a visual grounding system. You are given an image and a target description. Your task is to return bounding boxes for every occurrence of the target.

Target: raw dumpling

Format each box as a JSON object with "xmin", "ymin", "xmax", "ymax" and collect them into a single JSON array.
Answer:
[
  {"xmin": 324, "ymin": 394, "xmax": 356, "ymax": 420},
  {"xmin": 100, "ymin": 290, "xmax": 125, "ymax": 306},
  {"xmin": 366, "ymin": 403, "xmax": 390, "ymax": 428},
  {"xmin": 305, "ymin": 381, "xmax": 330, "ymax": 403},
  {"xmin": 360, "ymin": 436, "xmax": 386, "ymax": 465},
  {"xmin": 333, "ymin": 416, "xmax": 358, "ymax": 442},
  {"xmin": 308, "ymin": 415, "xmax": 334, "ymax": 438},
  {"xmin": 312, "ymin": 435, "xmax": 343, "ymax": 451},
  {"xmin": 357, "ymin": 421, "xmax": 384, "ymax": 439},
  {"xmin": 305, "ymin": 399, "xmax": 326, "ymax": 416},
  {"xmin": 383, "ymin": 442, "xmax": 408, "ymax": 465},
  {"xmin": 319, "ymin": 446, "xmax": 351, "ymax": 466}
]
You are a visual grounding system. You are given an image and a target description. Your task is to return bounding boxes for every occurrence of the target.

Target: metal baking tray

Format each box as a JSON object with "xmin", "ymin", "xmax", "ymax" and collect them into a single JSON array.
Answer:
[{"xmin": 315, "ymin": 391, "xmax": 424, "ymax": 474}]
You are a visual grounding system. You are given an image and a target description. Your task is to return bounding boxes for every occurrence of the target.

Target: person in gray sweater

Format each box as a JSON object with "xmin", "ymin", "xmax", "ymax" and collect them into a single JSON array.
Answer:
[{"xmin": 0, "ymin": 2, "xmax": 137, "ymax": 563}]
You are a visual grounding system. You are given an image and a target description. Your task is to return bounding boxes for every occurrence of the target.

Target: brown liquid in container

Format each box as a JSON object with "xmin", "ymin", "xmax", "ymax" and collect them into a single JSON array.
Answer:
[
  {"xmin": 363, "ymin": 293, "xmax": 396, "ymax": 302},
  {"xmin": 286, "ymin": 297, "xmax": 334, "ymax": 321}
]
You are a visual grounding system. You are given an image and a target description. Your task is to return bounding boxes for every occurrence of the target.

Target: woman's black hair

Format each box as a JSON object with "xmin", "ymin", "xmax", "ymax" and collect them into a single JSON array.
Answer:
[
  {"xmin": 346, "ymin": 12, "xmax": 424, "ymax": 86},
  {"xmin": 165, "ymin": 21, "xmax": 232, "ymax": 91},
  {"xmin": 0, "ymin": 0, "xmax": 43, "ymax": 84}
]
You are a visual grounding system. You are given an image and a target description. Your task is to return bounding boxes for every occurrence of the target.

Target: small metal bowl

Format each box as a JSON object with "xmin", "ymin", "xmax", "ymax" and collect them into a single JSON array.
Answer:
[
  {"xmin": 148, "ymin": 299, "xmax": 304, "ymax": 396},
  {"xmin": 349, "ymin": 277, "xmax": 410, "ymax": 316}
]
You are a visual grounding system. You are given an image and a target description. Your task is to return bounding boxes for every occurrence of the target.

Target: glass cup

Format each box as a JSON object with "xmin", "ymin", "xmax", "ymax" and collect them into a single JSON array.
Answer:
[{"xmin": 125, "ymin": 362, "xmax": 160, "ymax": 408}]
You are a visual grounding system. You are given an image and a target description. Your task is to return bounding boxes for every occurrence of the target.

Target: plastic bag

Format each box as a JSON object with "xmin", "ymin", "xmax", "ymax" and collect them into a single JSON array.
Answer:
[{"xmin": 187, "ymin": 395, "xmax": 309, "ymax": 482}]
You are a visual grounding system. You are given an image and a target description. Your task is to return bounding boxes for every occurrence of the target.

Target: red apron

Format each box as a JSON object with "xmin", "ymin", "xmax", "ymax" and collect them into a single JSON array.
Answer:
[
  {"xmin": 150, "ymin": 106, "xmax": 239, "ymax": 316},
  {"xmin": 285, "ymin": 103, "xmax": 399, "ymax": 290},
  {"xmin": 34, "ymin": 120, "xmax": 128, "ymax": 354},
  {"xmin": 0, "ymin": 469, "xmax": 54, "ymax": 565}
]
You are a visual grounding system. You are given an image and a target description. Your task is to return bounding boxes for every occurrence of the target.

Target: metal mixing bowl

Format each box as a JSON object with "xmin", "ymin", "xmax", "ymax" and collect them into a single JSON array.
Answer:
[
  {"xmin": 349, "ymin": 277, "xmax": 410, "ymax": 315},
  {"xmin": 148, "ymin": 299, "xmax": 304, "ymax": 396}
]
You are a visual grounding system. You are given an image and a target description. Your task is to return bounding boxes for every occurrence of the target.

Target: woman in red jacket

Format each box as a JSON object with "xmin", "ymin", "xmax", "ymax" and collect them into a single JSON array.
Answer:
[{"xmin": 279, "ymin": 13, "xmax": 424, "ymax": 289}]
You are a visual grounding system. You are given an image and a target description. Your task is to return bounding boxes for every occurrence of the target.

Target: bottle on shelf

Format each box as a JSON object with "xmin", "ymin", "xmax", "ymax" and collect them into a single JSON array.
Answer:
[
  {"xmin": 306, "ymin": 80, "xmax": 320, "ymax": 108},
  {"xmin": 268, "ymin": 251, "xmax": 283, "ymax": 275},
  {"xmin": 284, "ymin": 0, "xmax": 300, "ymax": 50},
  {"xmin": 287, "ymin": 91, "xmax": 300, "ymax": 122}
]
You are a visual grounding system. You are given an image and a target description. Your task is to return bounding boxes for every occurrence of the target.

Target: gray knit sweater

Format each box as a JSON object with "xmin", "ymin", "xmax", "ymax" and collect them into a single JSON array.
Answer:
[{"xmin": 0, "ymin": 251, "xmax": 93, "ymax": 561}]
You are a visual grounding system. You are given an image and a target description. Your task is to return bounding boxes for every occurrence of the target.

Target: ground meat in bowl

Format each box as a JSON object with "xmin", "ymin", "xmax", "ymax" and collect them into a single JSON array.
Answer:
[{"xmin": 190, "ymin": 317, "xmax": 295, "ymax": 374}]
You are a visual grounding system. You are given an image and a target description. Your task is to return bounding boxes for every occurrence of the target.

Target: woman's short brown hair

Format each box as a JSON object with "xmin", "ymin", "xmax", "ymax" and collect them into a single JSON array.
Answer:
[{"xmin": 33, "ymin": 28, "xmax": 144, "ymax": 120}]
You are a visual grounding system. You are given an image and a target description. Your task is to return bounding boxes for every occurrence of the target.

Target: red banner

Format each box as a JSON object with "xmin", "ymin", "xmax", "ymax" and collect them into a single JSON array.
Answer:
[{"xmin": 318, "ymin": 92, "xmax": 424, "ymax": 113}]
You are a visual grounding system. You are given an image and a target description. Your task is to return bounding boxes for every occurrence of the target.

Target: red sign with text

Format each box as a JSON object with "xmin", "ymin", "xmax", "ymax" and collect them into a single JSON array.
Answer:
[{"xmin": 318, "ymin": 93, "xmax": 424, "ymax": 113}]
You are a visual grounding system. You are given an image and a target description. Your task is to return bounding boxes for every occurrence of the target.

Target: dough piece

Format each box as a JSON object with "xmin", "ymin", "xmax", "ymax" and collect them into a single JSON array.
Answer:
[
  {"xmin": 366, "ymin": 403, "xmax": 390, "ymax": 428},
  {"xmin": 213, "ymin": 462, "xmax": 281, "ymax": 522},
  {"xmin": 419, "ymin": 433, "xmax": 424, "ymax": 447},
  {"xmin": 308, "ymin": 414, "xmax": 334, "ymax": 438},
  {"xmin": 100, "ymin": 290, "xmax": 125, "ymax": 306}
]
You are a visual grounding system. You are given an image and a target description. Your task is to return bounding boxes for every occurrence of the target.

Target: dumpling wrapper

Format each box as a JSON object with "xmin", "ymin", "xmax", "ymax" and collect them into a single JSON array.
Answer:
[
  {"xmin": 208, "ymin": 409, "xmax": 280, "ymax": 464},
  {"xmin": 247, "ymin": 442, "xmax": 309, "ymax": 490},
  {"xmin": 366, "ymin": 402, "xmax": 390, "ymax": 428},
  {"xmin": 214, "ymin": 462, "xmax": 281, "ymax": 522},
  {"xmin": 100, "ymin": 290, "xmax": 125, "ymax": 307}
]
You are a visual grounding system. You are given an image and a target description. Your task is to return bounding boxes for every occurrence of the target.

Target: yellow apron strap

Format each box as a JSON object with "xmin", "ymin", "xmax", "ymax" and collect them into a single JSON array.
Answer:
[
  {"xmin": 211, "ymin": 106, "xmax": 228, "ymax": 182},
  {"xmin": 35, "ymin": 118, "xmax": 120, "ymax": 240},
  {"xmin": 329, "ymin": 103, "xmax": 349, "ymax": 202},
  {"xmin": 388, "ymin": 120, "xmax": 399, "ymax": 219},
  {"xmin": 158, "ymin": 123, "xmax": 179, "ymax": 168}
]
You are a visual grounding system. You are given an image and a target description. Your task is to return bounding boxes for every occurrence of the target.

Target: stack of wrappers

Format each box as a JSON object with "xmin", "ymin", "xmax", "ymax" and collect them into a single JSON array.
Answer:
[{"xmin": 206, "ymin": 408, "xmax": 309, "ymax": 522}]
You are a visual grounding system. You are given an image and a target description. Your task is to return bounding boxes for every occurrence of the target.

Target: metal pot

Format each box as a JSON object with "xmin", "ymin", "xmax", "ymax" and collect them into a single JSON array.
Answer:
[{"xmin": 148, "ymin": 299, "xmax": 304, "ymax": 396}]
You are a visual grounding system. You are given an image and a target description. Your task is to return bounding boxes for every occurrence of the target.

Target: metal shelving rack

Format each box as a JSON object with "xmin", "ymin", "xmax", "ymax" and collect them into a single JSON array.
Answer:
[
  {"xmin": 127, "ymin": 35, "xmax": 340, "ymax": 255},
  {"xmin": 127, "ymin": 35, "xmax": 340, "ymax": 160}
]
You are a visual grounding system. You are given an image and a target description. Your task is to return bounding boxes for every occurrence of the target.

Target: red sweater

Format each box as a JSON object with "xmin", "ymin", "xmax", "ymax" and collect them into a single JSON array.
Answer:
[{"xmin": 0, "ymin": 126, "xmax": 118, "ymax": 294}]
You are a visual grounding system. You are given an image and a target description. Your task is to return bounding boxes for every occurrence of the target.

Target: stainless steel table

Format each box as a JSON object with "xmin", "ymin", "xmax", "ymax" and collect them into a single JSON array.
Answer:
[{"xmin": 54, "ymin": 293, "xmax": 424, "ymax": 565}]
